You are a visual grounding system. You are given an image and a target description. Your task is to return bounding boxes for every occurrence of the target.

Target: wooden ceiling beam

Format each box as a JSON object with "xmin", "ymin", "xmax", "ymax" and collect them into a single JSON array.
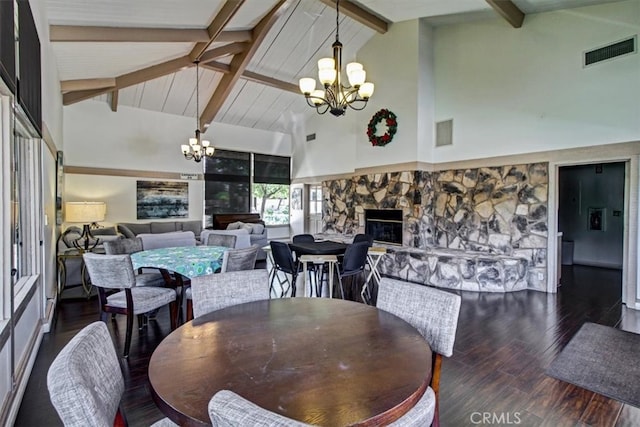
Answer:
[
  {"xmin": 50, "ymin": 25, "xmax": 251, "ymax": 43},
  {"xmin": 318, "ymin": 0, "xmax": 388, "ymax": 34},
  {"xmin": 203, "ymin": 61, "xmax": 299, "ymax": 94},
  {"xmin": 61, "ymin": 41, "xmax": 248, "ymax": 105},
  {"xmin": 486, "ymin": 0, "xmax": 525, "ymax": 28},
  {"xmin": 199, "ymin": 42, "xmax": 247, "ymax": 63},
  {"xmin": 62, "ymin": 55, "xmax": 193, "ymax": 105},
  {"xmin": 107, "ymin": 90, "xmax": 118, "ymax": 112},
  {"xmin": 60, "ymin": 78, "xmax": 116, "ymax": 93},
  {"xmin": 189, "ymin": 0, "xmax": 246, "ymax": 62},
  {"xmin": 199, "ymin": 0, "xmax": 292, "ymax": 130}
]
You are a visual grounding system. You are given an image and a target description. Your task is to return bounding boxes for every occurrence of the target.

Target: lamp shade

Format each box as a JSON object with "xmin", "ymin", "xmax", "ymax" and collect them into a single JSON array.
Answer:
[{"xmin": 65, "ymin": 202, "xmax": 106, "ymax": 223}]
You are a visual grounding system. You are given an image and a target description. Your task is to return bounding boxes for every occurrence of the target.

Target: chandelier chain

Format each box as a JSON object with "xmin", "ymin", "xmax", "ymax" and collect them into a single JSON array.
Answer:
[{"xmin": 335, "ymin": 0, "xmax": 340, "ymax": 43}]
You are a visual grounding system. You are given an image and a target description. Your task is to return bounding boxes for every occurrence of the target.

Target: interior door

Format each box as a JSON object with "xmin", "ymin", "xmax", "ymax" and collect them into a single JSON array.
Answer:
[{"xmin": 307, "ymin": 184, "xmax": 323, "ymax": 234}]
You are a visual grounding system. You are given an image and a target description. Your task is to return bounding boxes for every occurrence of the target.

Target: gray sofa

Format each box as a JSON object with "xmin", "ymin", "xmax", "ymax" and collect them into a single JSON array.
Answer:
[
  {"xmin": 117, "ymin": 220, "xmax": 203, "ymax": 240},
  {"xmin": 58, "ymin": 220, "xmax": 204, "ymax": 288}
]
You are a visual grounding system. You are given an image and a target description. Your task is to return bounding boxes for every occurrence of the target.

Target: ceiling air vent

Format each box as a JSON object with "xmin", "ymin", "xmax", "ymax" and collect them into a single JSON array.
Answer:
[{"xmin": 584, "ymin": 36, "xmax": 636, "ymax": 67}]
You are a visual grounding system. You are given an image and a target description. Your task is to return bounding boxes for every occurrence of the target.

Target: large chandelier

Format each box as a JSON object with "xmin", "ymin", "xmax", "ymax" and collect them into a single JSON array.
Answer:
[
  {"xmin": 181, "ymin": 61, "xmax": 214, "ymax": 162},
  {"xmin": 298, "ymin": 0, "xmax": 374, "ymax": 116}
]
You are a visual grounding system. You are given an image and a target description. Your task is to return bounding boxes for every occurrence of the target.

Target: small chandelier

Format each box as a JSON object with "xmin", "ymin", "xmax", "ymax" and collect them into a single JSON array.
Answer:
[
  {"xmin": 181, "ymin": 61, "xmax": 214, "ymax": 162},
  {"xmin": 298, "ymin": 0, "xmax": 374, "ymax": 117}
]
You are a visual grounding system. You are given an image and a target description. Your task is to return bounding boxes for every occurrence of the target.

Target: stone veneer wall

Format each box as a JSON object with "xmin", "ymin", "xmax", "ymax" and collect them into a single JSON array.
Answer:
[{"xmin": 322, "ymin": 163, "xmax": 549, "ymax": 290}]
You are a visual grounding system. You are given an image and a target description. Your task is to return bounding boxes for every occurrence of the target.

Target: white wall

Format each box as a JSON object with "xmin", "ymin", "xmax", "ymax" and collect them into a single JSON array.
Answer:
[
  {"xmin": 433, "ymin": 0, "xmax": 640, "ymax": 162},
  {"xmin": 292, "ymin": 19, "xmax": 425, "ymax": 179},
  {"xmin": 293, "ymin": 0, "xmax": 640, "ymax": 178},
  {"xmin": 64, "ymin": 102, "xmax": 291, "ymax": 172},
  {"xmin": 64, "ymin": 102, "xmax": 292, "ymax": 223}
]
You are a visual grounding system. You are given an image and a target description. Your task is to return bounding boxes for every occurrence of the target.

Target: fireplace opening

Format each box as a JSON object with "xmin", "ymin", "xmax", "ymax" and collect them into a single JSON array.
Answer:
[{"xmin": 365, "ymin": 209, "xmax": 403, "ymax": 245}]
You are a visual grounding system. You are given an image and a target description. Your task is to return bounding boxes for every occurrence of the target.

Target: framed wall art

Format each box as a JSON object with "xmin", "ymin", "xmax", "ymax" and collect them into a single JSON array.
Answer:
[{"xmin": 137, "ymin": 181, "xmax": 188, "ymax": 219}]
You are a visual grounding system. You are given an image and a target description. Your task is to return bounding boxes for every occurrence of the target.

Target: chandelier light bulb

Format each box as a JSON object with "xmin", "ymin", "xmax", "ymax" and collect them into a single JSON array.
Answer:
[
  {"xmin": 299, "ymin": 78, "xmax": 316, "ymax": 94},
  {"xmin": 318, "ymin": 68, "xmax": 337, "ymax": 86},
  {"xmin": 358, "ymin": 82, "xmax": 375, "ymax": 99},
  {"xmin": 311, "ymin": 89, "xmax": 326, "ymax": 105},
  {"xmin": 181, "ymin": 145, "xmax": 190, "ymax": 155},
  {"xmin": 348, "ymin": 68, "xmax": 366, "ymax": 87}
]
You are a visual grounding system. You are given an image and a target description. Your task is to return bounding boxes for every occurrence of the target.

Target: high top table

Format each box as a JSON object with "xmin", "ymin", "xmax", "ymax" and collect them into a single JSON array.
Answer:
[{"xmin": 149, "ymin": 298, "xmax": 432, "ymax": 426}]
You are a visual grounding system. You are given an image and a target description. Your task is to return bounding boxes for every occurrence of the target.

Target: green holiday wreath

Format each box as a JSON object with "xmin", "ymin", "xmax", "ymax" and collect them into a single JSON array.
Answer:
[{"xmin": 366, "ymin": 109, "xmax": 398, "ymax": 147}]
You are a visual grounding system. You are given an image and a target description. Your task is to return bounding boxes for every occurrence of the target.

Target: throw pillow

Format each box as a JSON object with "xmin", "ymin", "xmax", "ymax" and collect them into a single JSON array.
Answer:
[
  {"xmin": 227, "ymin": 221, "xmax": 244, "ymax": 230},
  {"xmin": 117, "ymin": 224, "xmax": 136, "ymax": 239},
  {"xmin": 241, "ymin": 223, "xmax": 254, "ymax": 233},
  {"xmin": 251, "ymin": 223, "xmax": 265, "ymax": 235},
  {"xmin": 92, "ymin": 226, "xmax": 118, "ymax": 236}
]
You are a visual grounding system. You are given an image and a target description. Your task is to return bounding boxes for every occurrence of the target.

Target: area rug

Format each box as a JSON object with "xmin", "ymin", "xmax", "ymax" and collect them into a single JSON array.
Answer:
[{"xmin": 547, "ymin": 322, "xmax": 640, "ymax": 408}]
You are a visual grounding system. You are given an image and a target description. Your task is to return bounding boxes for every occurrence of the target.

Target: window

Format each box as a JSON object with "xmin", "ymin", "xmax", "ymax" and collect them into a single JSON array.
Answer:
[
  {"xmin": 10, "ymin": 109, "xmax": 42, "ymax": 297},
  {"xmin": 203, "ymin": 150, "xmax": 251, "ymax": 226},
  {"xmin": 203, "ymin": 151, "xmax": 291, "ymax": 227},
  {"xmin": 252, "ymin": 154, "xmax": 290, "ymax": 226}
]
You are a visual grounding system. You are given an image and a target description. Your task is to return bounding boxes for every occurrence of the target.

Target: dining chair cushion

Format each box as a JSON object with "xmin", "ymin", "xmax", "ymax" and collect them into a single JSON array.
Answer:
[
  {"xmin": 106, "ymin": 287, "xmax": 176, "ymax": 315},
  {"xmin": 47, "ymin": 322, "xmax": 124, "ymax": 427},
  {"xmin": 377, "ymin": 277, "xmax": 461, "ymax": 357},
  {"xmin": 191, "ymin": 269, "xmax": 269, "ymax": 318},
  {"xmin": 388, "ymin": 387, "xmax": 436, "ymax": 426},
  {"xmin": 133, "ymin": 272, "xmax": 167, "ymax": 287},
  {"xmin": 209, "ymin": 390, "xmax": 311, "ymax": 427}
]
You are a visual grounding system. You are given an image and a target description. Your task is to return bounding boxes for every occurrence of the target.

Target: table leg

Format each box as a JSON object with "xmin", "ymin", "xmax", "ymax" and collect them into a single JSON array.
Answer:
[{"xmin": 328, "ymin": 261, "xmax": 334, "ymax": 299}]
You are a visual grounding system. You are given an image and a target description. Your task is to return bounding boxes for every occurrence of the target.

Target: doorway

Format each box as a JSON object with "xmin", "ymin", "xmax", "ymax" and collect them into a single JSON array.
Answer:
[
  {"xmin": 557, "ymin": 162, "xmax": 625, "ymax": 299},
  {"xmin": 306, "ymin": 184, "xmax": 323, "ymax": 234}
]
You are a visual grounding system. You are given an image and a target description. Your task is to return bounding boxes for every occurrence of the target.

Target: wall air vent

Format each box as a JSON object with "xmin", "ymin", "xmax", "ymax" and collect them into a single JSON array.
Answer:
[
  {"xmin": 584, "ymin": 36, "xmax": 636, "ymax": 67},
  {"xmin": 435, "ymin": 119, "xmax": 453, "ymax": 147},
  {"xmin": 306, "ymin": 133, "xmax": 316, "ymax": 142}
]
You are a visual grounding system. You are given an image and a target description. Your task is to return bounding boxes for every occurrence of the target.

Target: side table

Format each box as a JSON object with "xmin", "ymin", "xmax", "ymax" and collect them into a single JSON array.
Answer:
[{"xmin": 57, "ymin": 247, "xmax": 104, "ymax": 300}]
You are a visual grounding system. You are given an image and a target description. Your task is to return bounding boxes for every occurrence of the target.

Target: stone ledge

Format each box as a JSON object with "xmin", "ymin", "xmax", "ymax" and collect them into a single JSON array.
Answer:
[{"xmin": 377, "ymin": 245, "xmax": 530, "ymax": 292}]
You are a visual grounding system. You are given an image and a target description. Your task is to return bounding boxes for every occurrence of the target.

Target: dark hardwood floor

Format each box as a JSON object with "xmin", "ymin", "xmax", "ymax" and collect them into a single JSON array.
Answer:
[{"xmin": 14, "ymin": 265, "xmax": 640, "ymax": 426}]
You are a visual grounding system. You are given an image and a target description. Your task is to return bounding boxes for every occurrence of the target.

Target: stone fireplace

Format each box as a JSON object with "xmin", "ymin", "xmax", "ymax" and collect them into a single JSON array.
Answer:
[
  {"xmin": 322, "ymin": 163, "xmax": 549, "ymax": 291},
  {"xmin": 365, "ymin": 209, "xmax": 403, "ymax": 245}
]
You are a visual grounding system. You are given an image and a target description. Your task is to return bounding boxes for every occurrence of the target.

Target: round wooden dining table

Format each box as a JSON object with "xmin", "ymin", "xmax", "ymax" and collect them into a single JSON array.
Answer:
[{"xmin": 148, "ymin": 298, "xmax": 432, "ymax": 426}]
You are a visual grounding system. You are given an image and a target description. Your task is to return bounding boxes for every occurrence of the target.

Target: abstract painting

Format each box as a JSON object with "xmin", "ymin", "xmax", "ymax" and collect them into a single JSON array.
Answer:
[{"xmin": 137, "ymin": 181, "xmax": 188, "ymax": 219}]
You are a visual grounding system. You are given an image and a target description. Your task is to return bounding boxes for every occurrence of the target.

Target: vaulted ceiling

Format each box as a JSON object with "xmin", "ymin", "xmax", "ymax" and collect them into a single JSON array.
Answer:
[{"xmin": 45, "ymin": 0, "xmax": 624, "ymax": 133}]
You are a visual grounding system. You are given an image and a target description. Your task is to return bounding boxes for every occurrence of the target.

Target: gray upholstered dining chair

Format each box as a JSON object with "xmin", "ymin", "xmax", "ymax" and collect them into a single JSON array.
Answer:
[
  {"xmin": 376, "ymin": 277, "xmax": 461, "ymax": 427},
  {"xmin": 206, "ymin": 233, "xmax": 238, "ymax": 248},
  {"xmin": 103, "ymin": 237, "xmax": 166, "ymax": 287},
  {"xmin": 83, "ymin": 253, "xmax": 178, "ymax": 358},
  {"xmin": 208, "ymin": 390, "xmax": 311, "ymax": 426},
  {"xmin": 189, "ymin": 269, "xmax": 269, "ymax": 319},
  {"xmin": 208, "ymin": 387, "xmax": 436, "ymax": 426},
  {"xmin": 220, "ymin": 244, "xmax": 259, "ymax": 272},
  {"xmin": 47, "ymin": 321, "xmax": 177, "ymax": 427}
]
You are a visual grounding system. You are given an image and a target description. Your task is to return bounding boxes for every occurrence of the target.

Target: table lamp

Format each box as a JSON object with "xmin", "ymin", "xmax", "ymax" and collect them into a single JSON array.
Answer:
[{"xmin": 65, "ymin": 201, "xmax": 106, "ymax": 251}]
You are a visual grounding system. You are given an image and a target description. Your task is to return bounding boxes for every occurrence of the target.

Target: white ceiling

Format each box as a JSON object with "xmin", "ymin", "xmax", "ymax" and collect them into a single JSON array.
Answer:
[{"xmin": 45, "ymin": 0, "xmax": 625, "ymax": 133}]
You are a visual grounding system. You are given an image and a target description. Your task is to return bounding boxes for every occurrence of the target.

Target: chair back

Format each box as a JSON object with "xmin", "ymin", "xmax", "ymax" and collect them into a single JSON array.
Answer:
[
  {"xmin": 377, "ymin": 277, "xmax": 461, "ymax": 357},
  {"xmin": 47, "ymin": 322, "xmax": 124, "ymax": 427},
  {"xmin": 138, "ymin": 231, "xmax": 197, "ymax": 250},
  {"xmin": 341, "ymin": 242, "xmax": 370, "ymax": 276},
  {"xmin": 221, "ymin": 245, "xmax": 259, "ymax": 273},
  {"xmin": 190, "ymin": 270, "xmax": 269, "ymax": 318},
  {"xmin": 83, "ymin": 253, "xmax": 137, "ymax": 290},
  {"xmin": 207, "ymin": 233, "xmax": 237, "ymax": 248},
  {"xmin": 353, "ymin": 233, "xmax": 374, "ymax": 246},
  {"xmin": 292, "ymin": 234, "xmax": 315, "ymax": 243},
  {"xmin": 103, "ymin": 237, "xmax": 144, "ymax": 255},
  {"xmin": 270, "ymin": 241, "xmax": 296, "ymax": 275},
  {"xmin": 209, "ymin": 390, "xmax": 312, "ymax": 427}
]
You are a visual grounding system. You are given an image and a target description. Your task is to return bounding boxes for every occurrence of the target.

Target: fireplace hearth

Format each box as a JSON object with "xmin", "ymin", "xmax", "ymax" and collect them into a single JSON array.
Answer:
[{"xmin": 365, "ymin": 209, "xmax": 403, "ymax": 245}]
